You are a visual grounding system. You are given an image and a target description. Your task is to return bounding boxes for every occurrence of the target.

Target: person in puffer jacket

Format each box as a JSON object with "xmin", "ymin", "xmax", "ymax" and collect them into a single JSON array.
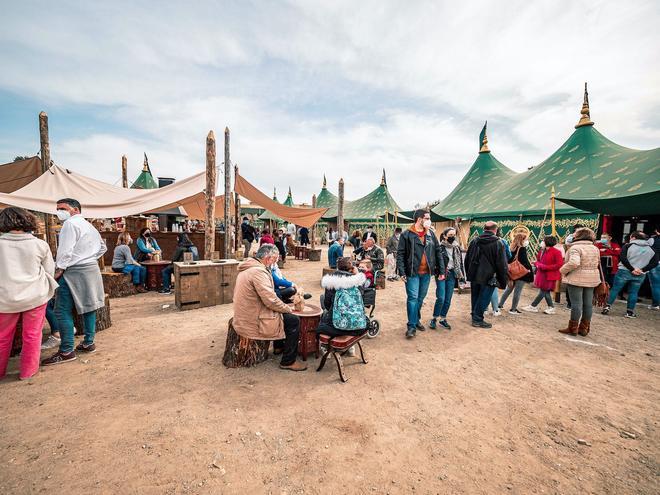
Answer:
[
  {"xmin": 316, "ymin": 257, "xmax": 367, "ymax": 338},
  {"xmin": 603, "ymin": 231, "xmax": 659, "ymax": 318}
]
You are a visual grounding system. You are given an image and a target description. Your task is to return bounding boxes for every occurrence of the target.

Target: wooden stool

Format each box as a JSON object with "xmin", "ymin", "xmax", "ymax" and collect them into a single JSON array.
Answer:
[
  {"xmin": 307, "ymin": 248, "xmax": 321, "ymax": 262},
  {"xmin": 317, "ymin": 333, "xmax": 368, "ymax": 382},
  {"xmin": 102, "ymin": 271, "xmax": 136, "ymax": 298},
  {"xmin": 222, "ymin": 318, "xmax": 270, "ymax": 368}
]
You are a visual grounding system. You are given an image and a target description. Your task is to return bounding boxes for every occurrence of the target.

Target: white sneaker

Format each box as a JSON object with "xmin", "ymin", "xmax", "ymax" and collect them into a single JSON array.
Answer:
[
  {"xmin": 521, "ymin": 305, "xmax": 539, "ymax": 313},
  {"xmin": 648, "ymin": 305, "xmax": 659, "ymax": 311},
  {"xmin": 492, "ymin": 310, "xmax": 502, "ymax": 316},
  {"xmin": 41, "ymin": 335, "xmax": 61, "ymax": 350},
  {"xmin": 543, "ymin": 307, "xmax": 556, "ymax": 315},
  {"xmin": 346, "ymin": 346, "xmax": 356, "ymax": 357}
]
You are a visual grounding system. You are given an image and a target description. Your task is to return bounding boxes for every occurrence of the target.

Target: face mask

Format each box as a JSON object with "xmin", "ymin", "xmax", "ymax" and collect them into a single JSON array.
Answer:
[
  {"xmin": 423, "ymin": 220, "xmax": 432, "ymax": 229},
  {"xmin": 539, "ymin": 241, "xmax": 546, "ymax": 249},
  {"xmin": 144, "ymin": 232, "xmax": 151, "ymax": 238},
  {"xmin": 446, "ymin": 236, "xmax": 456, "ymax": 244},
  {"xmin": 523, "ymin": 240, "xmax": 529, "ymax": 247},
  {"xmin": 243, "ymin": 220, "xmax": 248, "ymax": 224},
  {"xmin": 601, "ymin": 237, "xmax": 608, "ymax": 243},
  {"xmin": 56, "ymin": 210, "xmax": 71, "ymax": 222}
]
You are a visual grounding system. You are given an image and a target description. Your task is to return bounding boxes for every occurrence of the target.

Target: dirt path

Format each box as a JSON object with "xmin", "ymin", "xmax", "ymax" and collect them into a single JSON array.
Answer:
[{"xmin": 1, "ymin": 251, "xmax": 658, "ymax": 494}]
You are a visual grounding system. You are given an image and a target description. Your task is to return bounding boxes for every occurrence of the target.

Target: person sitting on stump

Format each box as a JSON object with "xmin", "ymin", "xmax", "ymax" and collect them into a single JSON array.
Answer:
[
  {"xmin": 159, "ymin": 233, "xmax": 199, "ymax": 295},
  {"xmin": 232, "ymin": 244, "xmax": 307, "ymax": 371},
  {"xmin": 271, "ymin": 262, "xmax": 311, "ymax": 304},
  {"xmin": 112, "ymin": 232, "xmax": 147, "ymax": 293}
]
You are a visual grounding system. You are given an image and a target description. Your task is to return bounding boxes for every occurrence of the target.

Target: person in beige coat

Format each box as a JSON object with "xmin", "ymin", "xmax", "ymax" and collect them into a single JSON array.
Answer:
[
  {"xmin": 232, "ymin": 244, "xmax": 307, "ymax": 371},
  {"xmin": 559, "ymin": 228, "xmax": 601, "ymax": 336}
]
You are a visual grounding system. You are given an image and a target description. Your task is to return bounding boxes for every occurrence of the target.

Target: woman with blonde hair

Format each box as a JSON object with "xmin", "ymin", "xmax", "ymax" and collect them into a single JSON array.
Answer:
[
  {"xmin": 559, "ymin": 227, "xmax": 601, "ymax": 336},
  {"xmin": 111, "ymin": 232, "xmax": 147, "ymax": 292},
  {"xmin": 498, "ymin": 231, "xmax": 533, "ymax": 314}
]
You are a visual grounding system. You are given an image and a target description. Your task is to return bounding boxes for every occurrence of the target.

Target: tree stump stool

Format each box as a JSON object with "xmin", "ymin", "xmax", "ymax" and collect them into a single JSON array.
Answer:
[
  {"xmin": 74, "ymin": 294, "xmax": 112, "ymax": 335},
  {"xmin": 222, "ymin": 318, "xmax": 270, "ymax": 368},
  {"xmin": 102, "ymin": 271, "xmax": 136, "ymax": 298},
  {"xmin": 307, "ymin": 248, "xmax": 322, "ymax": 262}
]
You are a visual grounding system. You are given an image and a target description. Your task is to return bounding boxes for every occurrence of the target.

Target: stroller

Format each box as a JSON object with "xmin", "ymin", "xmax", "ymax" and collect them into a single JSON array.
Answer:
[{"xmin": 319, "ymin": 285, "xmax": 381, "ymax": 338}]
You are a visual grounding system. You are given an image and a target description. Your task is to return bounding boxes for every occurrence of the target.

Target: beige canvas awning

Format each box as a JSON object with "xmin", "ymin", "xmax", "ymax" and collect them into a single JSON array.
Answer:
[
  {"xmin": 234, "ymin": 173, "xmax": 327, "ymax": 227},
  {"xmin": 0, "ymin": 156, "xmax": 43, "ymax": 193}
]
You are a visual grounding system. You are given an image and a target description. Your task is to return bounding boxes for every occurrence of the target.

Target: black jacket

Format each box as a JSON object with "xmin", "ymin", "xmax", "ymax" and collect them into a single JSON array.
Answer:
[
  {"xmin": 354, "ymin": 245, "xmax": 385, "ymax": 271},
  {"xmin": 241, "ymin": 222, "xmax": 256, "ymax": 243},
  {"xmin": 362, "ymin": 231, "xmax": 377, "ymax": 243},
  {"xmin": 465, "ymin": 231, "xmax": 508, "ymax": 289},
  {"xmin": 396, "ymin": 228, "xmax": 445, "ymax": 278}
]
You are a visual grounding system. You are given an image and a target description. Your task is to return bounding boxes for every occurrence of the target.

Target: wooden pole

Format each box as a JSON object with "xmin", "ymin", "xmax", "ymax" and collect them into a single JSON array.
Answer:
[
  {"xmin": 551, "ymin": 185, "xmax": 557, "ymax": 236},
  {"xmin": 121, "ymin": 155, "xmax": 128, "ymax": 188},
  {"xmin": 205, "ymin": 130, "xmax": 217, "ymax": 260},
  {"xmin": 38, "ymin": 112, "xmax": 55, "ymax": 252},
  {"xmin": 234, "ymin": 164, "xmax": 240, "ymax": 254},
  {"xmin": 337, "ymin": 178, "xmax": 345, "ymax": 241},
  {"xmin": 224, "ymin": 127, "xmax": 231, "ymax": 258},
  {"xmin": 311, "ymin": 194, "xmax": 317, "ymax": 249}
]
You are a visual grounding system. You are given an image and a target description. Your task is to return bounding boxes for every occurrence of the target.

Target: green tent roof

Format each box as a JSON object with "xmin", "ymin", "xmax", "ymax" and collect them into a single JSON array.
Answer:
[
  {"xmin": 283, "ymin": 187, "xmax": 294, "ymax": 207},
  {"xmin": 316, "ymin": 176, "xmax": 338, "ymax": 209},
  {"xmin": 131, "ymin": 166, "xmax": 158, "ymax": 189},
  {"xmin": 259, "ymin": 188, "xmax": 282, "ymax": 222},
  {"xmin": 343, "ymin": 171, "xmax": 401, "ymax": 222},
  {"xmin": 434, "ymin": 102, "xmax": 660, "ymax": 219}
]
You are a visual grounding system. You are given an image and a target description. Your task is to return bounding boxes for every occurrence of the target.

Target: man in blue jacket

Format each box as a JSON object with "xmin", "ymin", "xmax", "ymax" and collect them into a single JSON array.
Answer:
[{"xmin": 328, "ymin": 237, "xmax": 344, "ymax": 269}]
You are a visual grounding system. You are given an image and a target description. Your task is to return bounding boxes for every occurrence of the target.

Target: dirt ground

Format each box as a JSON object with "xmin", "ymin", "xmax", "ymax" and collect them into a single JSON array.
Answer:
[{"xmin": 1, "ymin": 247, "xmax": 659, "ymax": 495}]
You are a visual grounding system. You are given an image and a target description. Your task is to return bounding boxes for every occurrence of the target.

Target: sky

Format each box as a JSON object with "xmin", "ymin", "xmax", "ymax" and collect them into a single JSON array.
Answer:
[{"xmin": 0, "ymin": 0, "xmax": 658, "ymax": 208}]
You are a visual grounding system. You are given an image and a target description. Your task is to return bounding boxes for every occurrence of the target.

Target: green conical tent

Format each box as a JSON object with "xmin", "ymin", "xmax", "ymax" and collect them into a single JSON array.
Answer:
[
  {"xmin": 316, "ymin": 175, "xmax": 338, "ymax": 209},
  {"xmin": 131, "ymin": 153, "xmax": 158, "ymax": 190},
  {"xmin": 283, "ymin": 187, "xmax": 294, "ymax": 207},
  {"xmin": 343, "ymin": 170, "xmax": 401, "ymax": 222},
  {"xmin": 259, "ymin": 187, "xmax": 283, "ymax": 223}
]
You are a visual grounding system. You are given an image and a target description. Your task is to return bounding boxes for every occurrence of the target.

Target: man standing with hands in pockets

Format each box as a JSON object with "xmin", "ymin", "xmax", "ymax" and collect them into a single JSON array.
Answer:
[{"xmin": 396, "ymin": 210, "xmax": 445, "ymax": 339}]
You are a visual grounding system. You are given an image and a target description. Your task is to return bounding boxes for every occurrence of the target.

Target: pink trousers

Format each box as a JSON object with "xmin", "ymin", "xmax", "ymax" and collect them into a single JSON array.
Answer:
[{"xmin": 0, "ymin": 303, "xmax": 47, "ymax": 380}]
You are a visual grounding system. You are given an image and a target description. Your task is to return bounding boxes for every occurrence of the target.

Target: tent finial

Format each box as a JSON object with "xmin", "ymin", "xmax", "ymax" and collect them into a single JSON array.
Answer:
[
  {"xmin": 323, "ymin": 174, "xmax": 327, "ymax": 188},
  {"xmin": 143, "ymin": 152, "xmax": 150, "ymax": 172},
  {"xmin": 288, "ymin": 186, "xmax": 292, "ymax": 197},
  {"xmin": 575, "ymin": 82, "xmax": 594, "ymax": 128},
  {"xmin": 381, "ymin": 169, "xmax": 387, "ymax": 186},
  {"xmin": 273, "ymin": 187, "xmax": 277, "ymax": 200},
  {"xmin": 479, "ymin": 121, "xmax": 490, "ymax": 153}
]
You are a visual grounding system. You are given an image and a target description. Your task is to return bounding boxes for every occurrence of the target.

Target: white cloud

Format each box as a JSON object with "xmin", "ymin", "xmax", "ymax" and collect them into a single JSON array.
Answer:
[{"xmin": 0, "ymin": 0, "xmax": 658, "ymax": 208}]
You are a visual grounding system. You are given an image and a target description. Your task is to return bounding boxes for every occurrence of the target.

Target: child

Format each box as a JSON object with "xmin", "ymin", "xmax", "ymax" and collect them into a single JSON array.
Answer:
[{"xmin": 358, "ymin": 259, "xmax": 374, "ymax": 288}]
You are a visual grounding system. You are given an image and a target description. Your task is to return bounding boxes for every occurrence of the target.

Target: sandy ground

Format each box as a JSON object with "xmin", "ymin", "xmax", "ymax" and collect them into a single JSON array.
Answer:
[{"xmin": 1, "ymin": 248, "xmax": 659, "ymax": 495}]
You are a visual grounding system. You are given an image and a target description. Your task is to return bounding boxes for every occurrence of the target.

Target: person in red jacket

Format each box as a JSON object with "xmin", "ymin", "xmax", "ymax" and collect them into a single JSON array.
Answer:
[
  {"xmin": 595, "ymin": 232, "xmax": 621, "ymax": 287},
  {"xmin": 522, "ymin": 235, "xmax": 564, "ymax": 315},
  {"xmin": 259, "ymin": 229, "xmax": 275, "ymax": 247}
]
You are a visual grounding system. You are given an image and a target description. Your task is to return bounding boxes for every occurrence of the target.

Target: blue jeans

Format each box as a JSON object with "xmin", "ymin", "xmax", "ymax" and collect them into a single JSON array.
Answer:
[
  {"xmin": 607, "ymin": 268, "xmax": 646, "ymax": 311},
  {"xmin": 46, "ymin": 297, "xmax": 59, "ymax": 335},
  {"xmin": 114, "ymin": 264, "xmax": 146, "ymax": 285},
  {"xmin": 649, "ymin": 265, "xmax": 660, "ymax": 306},
  {"xmin": 470, "ymin": 283, "xmax": 495, "ymax": 323},
  {"xmin": 405, "ymin": 274, "xmax": 431, "ymax": 329},
  {"xmin": 432, "ymin": 271, "xmax": 457, "ymax": 319},
  {"xmin": 55, "ymin": 277, "xmax": 96, "ymax": 353},
  {"xmin": 162, "ymin": 265, "xmax": 174, "ymax": 290},
  {"xmin": 490, "ymin": 288, "xmax": 499, "ymax": 311}
]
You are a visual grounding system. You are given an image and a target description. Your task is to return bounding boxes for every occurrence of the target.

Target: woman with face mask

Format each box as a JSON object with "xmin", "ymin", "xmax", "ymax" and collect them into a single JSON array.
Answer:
[
  {"xmin": 429, "ymin": 228, "xmax": 465, "ymax": 329},
  {"xmin": 111, "ymin": 232, "xmax": 147, "ymax": 292},
  {"xmin": 498, "ymin": 232, "xmax": 534, "ymax": 314},
  {"xmin": 594, "ymin": 233, "xmax": 621, "ymax": 287},
  {"xmin": 522, "ymin": 235, "xmax": 563, "ymax": 315},
  {"xmin": 134, "ymin": 227, "xmax": 161, "ymax": 262}
]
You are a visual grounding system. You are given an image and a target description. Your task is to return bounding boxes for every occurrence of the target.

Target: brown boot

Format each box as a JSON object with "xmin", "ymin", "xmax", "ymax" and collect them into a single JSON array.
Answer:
[
  {"xmin": 578, "ymin": 319, "xmax": 591, "ymax": 336},
  {"xmin": 558, "ymin": 319, "xmax": 579, "ymax": 335},
  {"xmin": 279, "ymin": 361, "xmax": 308, "ymax": 372}
]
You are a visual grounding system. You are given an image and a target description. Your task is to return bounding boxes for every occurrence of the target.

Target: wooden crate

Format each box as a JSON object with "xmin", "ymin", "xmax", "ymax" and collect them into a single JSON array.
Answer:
[{"xmin": 174, "ymin": 260, "xmax": 239, "ymax": 311}]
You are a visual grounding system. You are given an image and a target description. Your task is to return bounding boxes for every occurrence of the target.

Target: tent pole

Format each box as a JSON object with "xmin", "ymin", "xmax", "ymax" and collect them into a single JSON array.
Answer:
[
  {"xmin": 121, "ymin": 155, "xmax": 128, "ymax": 188},
  {"xmin": 224, "ymin": 127, "xmax": 231, "ymax": 258},
  {"xmin": 205, "ymin": 130, "xmax": 217, "ymax": 259},
  {"xmin": 337, "ymin": 178, "xmax": 345, "ymax": 241},
  {"xmin": 311, "ymin": 194, "xmax": 317, "ymax": 249},
  {"xmin": 38, "ymin": 111, "xmax": 56, "ymax": 253},
  {"xmin": 551, "ymin": 186, "xmax": 557, "ymax": 236},
  {"xmin": 234, "ymin": 164, "xmax": 240, "ymax": 256}
]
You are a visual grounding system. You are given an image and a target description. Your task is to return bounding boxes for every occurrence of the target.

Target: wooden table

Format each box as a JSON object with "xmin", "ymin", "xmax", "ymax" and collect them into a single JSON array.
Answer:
[
  {"xmin": 291, "ymin": 303, "xmax": 323, "ymax": 361},
  {"xmin": 141, "ymin": 260, "xmax": 171, "ymax": 290},
  {"xmin": 294, "ymin": 245, "xmax": 308, "ymax": 260}
]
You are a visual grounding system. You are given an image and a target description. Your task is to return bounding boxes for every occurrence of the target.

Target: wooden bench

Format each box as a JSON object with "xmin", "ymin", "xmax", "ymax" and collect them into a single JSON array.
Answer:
[
  {"xmin": 102, "ymin": 270, "xmax": 136, "ymax": 298},
  {"xmin": 317, "ymin": 333, "xmax": 368, "ymax": 382}
]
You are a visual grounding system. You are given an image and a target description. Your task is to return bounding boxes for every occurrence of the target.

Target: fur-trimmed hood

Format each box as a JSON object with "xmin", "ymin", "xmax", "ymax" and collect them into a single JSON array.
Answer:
[{"xmin": 321, "ymin": 271, "xmax": 366, "ymax": 290}]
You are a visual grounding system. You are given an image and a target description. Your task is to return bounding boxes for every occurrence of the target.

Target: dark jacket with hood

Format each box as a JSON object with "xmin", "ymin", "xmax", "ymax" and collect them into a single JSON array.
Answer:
[
  {"xmin": 464, "ymin": 230, "xmax": 508, "ymax": 289},
  {"xmin": 396, "ymin": 227, "xmax": 445, "ymax": 278}
]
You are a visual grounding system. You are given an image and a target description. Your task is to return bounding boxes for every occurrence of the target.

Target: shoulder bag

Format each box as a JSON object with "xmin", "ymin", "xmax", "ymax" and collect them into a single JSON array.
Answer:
[
  {"xmin": 508, "ymin": 248, "xmax": 530, "ymax": 281},
  {"xmin": 593, "ymin": 263, "xmax": 610, "ymax": 307}
]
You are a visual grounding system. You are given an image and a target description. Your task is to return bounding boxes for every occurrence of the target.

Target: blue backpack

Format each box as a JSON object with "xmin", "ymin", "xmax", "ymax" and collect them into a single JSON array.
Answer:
[{"xmin": 332, "ymin": 286, "xmax": 367, "ymax": 331}]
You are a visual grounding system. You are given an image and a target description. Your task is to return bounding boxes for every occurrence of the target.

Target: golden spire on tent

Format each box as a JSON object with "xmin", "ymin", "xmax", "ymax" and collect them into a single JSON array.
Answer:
[
  {"xmin": 381, "ymin": 169, "xmax": 387, "ymax": 186},
  {"xmin": 142, "ymin": 152, "xmax": 150, "ymax": 172},
  {"xmin": 479, "ymin": 121, "xmax": 490, "ymax": 153},
  {"xmin": 575, "ymin": 82, "xmax": 594, "ymax": 128}
]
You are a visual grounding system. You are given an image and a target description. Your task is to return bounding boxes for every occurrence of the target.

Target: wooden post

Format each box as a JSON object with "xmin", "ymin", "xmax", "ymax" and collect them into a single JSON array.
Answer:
[
  {"xmin": 551, "ymin": 185, "xmax": 557, "ymax": 236},
  {"xmin": 205, "ymin": 130, "xmax": 217, "ymax": 260},
  {"xmin": 224, "ymin": 127, "xmax": 231, "ymax": 258},
  {"xmin": 234, "ymin": 164, "xmax": 241, "ymax": 254},
  {"xmin": 38, "ymin": 112, "xmax": 56, "ymax": 253},
  {"xmin": 337, "ymin": 178, "xmax": 345, "ymax": 241},
  {"xmin": 121, "ymin": 155, "xmax": 128, "ymax": 188},
  {"xmin": 311, "ymin": 193, "xmax": 317, "ymax": 249}
]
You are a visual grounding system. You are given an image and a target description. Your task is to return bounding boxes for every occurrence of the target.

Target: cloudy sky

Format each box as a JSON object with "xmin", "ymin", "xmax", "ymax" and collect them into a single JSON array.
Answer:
[{"xmin": 1, "ymin": 0, "xmax": 658, "ymax": 208}]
